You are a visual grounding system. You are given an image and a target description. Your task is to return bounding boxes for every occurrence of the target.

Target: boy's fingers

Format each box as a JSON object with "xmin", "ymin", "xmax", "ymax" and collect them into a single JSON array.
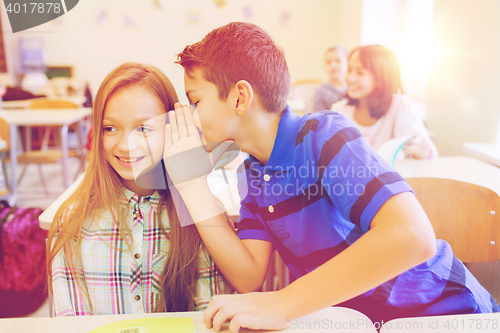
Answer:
[
  {"xmin": 168, "ymin": 111, "xmax": 179, "ymax": 142},
  {"xmin": 164, "ymin": 123, "xmax": 172, "ymax": 149},
  {"xmin": 204, "ymin": 295, "xmax": 230, "ymax": 328},
  {"xmin": 184, "ymin": 105, "xmax": 199, "ymax": 137},
  {"xmin": 228, "ymin": 315, "xmax": 246, "ymax": 333},
  {"xmin": 203, "ymin": 305, "xmax": 216, "ymax": 328},
  {"xmin": 212, "ymin": 307, "xmax": 233, "ymax": 332},
  {"xmin": 176, "ymin": 106, "xmax": 188, "ymax": 138}
]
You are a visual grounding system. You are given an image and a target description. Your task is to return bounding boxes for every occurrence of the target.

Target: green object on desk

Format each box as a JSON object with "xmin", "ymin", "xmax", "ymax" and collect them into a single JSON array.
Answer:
[{"xmin": 89, "ymin": 317, "xmax": 195, "ymax": 333}]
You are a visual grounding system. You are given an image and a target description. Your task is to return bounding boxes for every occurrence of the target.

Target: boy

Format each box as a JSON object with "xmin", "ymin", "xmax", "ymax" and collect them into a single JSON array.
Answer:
[{"xmin": 163, "ymin": 22, "xmax": 499, "ymax": 332}]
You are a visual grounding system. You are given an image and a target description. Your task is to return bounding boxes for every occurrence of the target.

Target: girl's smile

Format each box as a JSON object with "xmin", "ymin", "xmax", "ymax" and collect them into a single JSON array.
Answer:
[{"xmin": 115, "ymin": 155, "xmax": 146, "ymax": 167}]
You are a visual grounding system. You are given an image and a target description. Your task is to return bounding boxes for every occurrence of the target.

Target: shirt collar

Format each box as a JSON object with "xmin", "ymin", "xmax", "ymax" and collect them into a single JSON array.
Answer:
[
  {"xmin": 249, "ymin": 106, "xmax": 302, "ymax": 170},
  {"xmin": 121, "ymin": 187, "xmax": 161, "ymax": 204}
]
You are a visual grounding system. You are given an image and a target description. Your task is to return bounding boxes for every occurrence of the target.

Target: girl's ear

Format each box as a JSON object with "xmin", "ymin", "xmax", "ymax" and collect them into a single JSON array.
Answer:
[{"xmin": 234, "ymin": 80, "xmax": 253, "ymax": 116}]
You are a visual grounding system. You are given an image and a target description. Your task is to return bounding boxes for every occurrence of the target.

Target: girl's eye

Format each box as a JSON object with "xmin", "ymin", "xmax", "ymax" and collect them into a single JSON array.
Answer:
[
  {"xmin": 137, "ymin": 125, "xmax": 152, "ymax": 133},
  {"xmin": 104, "ymin": 126, "xmax": 117, "ymax": 132}
]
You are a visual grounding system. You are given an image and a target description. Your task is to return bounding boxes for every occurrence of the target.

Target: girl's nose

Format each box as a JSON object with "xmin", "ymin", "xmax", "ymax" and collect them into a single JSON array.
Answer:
[
  {"xmin": 117, "ymin": 132, "xmax": 138, "ymax": 153},
  {"xmin": 346, "ymin": 74, "xmax": 354, "ymax": 84}
]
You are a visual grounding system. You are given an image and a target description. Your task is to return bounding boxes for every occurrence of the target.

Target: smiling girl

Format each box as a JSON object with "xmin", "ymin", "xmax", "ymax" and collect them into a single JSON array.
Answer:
[
  {"xmin": 332, "ymin": 44, "xmax": 438, "ymax": 159},
  {"xmin": 46, "ymin": 63, "xmax": 232, "ymax": 316}
]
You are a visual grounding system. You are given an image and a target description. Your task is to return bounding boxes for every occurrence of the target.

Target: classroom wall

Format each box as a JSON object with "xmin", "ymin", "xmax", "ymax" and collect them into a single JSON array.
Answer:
[
  {"xmin": 425, "ymin": 0, "xmax": 500, "ymax": 155},
  {"xmin": 0, "ymin": 0, "xmax": 362, "ymax": 104},
  {"xmin": 360, "ymin": 0, "xmax": 435, "ymax": 102}
]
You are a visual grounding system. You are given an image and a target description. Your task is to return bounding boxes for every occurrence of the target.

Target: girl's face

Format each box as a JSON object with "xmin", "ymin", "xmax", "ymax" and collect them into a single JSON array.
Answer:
[
  {"xmin": 346, "ymin": 50, "xmax": 376, "ymax": 100},
  {"xmin": 325, "ymin": 49, "xmax": 347, "ymax": 81},
  {"xmin": 102, "ymin": 85, "xmax": 166, "ymax": 193}
]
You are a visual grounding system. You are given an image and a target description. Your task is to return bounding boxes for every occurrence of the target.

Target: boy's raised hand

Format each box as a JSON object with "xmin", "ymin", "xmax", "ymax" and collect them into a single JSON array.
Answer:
[
  {"xmin": 204, "ymin": 292, "xmax": 290, "ymax": 333},
  {"xmin": 163, "ymin": 102, "xmax": 238, "ymax": 187}
]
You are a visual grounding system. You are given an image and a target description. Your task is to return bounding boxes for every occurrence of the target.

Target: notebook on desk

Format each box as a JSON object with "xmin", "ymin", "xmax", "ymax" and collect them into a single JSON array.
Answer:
[
  {"xmin": 89, "ymin": 317, "xmax": 195, "ymax": 333},
  {"xmin": 376, "ymin": 135, "xmax": 414, "ymax": 167}
]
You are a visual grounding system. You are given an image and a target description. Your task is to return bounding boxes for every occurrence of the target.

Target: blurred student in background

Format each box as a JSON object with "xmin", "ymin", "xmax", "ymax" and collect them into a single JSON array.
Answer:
[
  {"xmin": 332, "ymin": 44, "xmax": 438, "ymax": 159},
  {"xmin": 311, "ymin": 46, "xmax": 348, "ymax": 112}
]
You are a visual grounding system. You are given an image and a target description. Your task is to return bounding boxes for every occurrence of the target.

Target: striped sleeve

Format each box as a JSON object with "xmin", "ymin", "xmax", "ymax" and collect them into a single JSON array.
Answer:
[
  {"xmin": 236, "ymin": 160, "xmax": 271, "ymax": 242},
  {"xmin": 313, "ymin": 114, "xmax": 413, "ymax": 233}
]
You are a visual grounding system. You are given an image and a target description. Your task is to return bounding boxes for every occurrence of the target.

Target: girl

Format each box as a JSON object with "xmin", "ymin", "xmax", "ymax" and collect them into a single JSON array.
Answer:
[
  {"xmin": 311, "ymin": 45, "xmax": 349, "ymax": 112},
  {"xmin": 332, "ymin": 44, "xmax": 438, "ymax": 159},
  {"xmin": 46, "ymin": 63, "xmax": 232, "ymax": 316}
]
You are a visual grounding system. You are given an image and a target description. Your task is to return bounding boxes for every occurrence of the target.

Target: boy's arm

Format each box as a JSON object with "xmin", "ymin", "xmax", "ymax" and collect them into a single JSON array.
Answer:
[
  {"xmin": 176, "ymin": 179, "xmax": 274, "ymax": 293},
  {"xmin": 203, "ymin": 191, "xmax": 437, "ymax": 332}
]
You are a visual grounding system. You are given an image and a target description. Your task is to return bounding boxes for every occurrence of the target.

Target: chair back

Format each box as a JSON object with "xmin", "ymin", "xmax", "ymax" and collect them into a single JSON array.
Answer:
[
  {"xmin": 0, "ymin": 118, "xmax": 9, "ymax": 152},
  {"xmin": 406, "ymin": 177, "xmax": 500, "ymax": 262},
  {"xmin": 29, "ymin": 99, "xmax": 79, "ymax": 109},
  {"xmin": 290, "ymin": 79, "xmax": 322, "ymax": 114}
]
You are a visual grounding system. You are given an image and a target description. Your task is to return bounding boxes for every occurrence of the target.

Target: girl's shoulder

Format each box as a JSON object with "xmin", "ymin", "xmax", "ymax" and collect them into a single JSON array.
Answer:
[
  {"xmin": 391, "ymin": 93, "xmax": 413, "ymax": 107},
  {"xmin": 390, "ymin": 93, "xmax": 424, "ymax": 120}
]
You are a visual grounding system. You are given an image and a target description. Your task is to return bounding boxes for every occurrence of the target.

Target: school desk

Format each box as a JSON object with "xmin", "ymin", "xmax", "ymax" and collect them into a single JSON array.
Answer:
[
  {"xmin": 463, "ymin": 142, "xmax": 500, "ymax": 168},
  {"xmin": 1, "ymin": 96, "xmax": 87, "ymax": 109},
  {"xmin": 0, "ymin": 307, "xmax": 376, "ymax": 333},
  {"xmin": 393, "ymin": 156, "xmax": 500, "ymax": 195},
  {"xmin": 0, "ymin": 108, "xmax": 92, "ymax": 206}
]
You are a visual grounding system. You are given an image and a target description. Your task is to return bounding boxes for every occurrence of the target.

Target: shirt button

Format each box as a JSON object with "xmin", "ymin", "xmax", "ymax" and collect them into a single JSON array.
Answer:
[
  {"xmin": 268, "ymin": 205, "xmax": 274, "ymax": 213},
  {"xmin": 135, "ymin": 212, "xmax": 141, "ymax": 219},
  {"xmin": 134, "ymin": 253, "xmax": 141, "ymax": 260},
  {"xmin": 134, "ymin": 295, "xmax": 141, "ymax": 301},
  {"xmin": 264, "ymin": 174, "xmax": 271, "ymax": 182}
]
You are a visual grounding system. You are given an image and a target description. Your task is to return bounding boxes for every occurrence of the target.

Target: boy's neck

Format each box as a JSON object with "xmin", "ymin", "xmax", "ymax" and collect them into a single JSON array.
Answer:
[{"xmin": 236, "ymin": 109, "xmax": 281, "ymax": 165}]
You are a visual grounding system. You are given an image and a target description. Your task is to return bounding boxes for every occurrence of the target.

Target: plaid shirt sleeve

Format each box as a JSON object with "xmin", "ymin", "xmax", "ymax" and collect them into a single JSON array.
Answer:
[
  {"xmin": 194, "ymin": 246, "xmax": 235, "ymax": 310},
  {"xmin": 51, "ymin": 246, "xmax": 93, "ymax": 316}
]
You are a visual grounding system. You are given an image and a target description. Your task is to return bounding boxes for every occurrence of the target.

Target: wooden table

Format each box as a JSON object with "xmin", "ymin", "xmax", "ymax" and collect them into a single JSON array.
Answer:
[
  {"xmin": 393, "ymin": 156, "xmax": 500, "ymax": 195},
  {"xmin": 0, "ymin": 307, "xmax": 376, "ymax": 333},
  {"xmin": 0, "ymin": 108, "xmax": 92, "ymax": 205}
]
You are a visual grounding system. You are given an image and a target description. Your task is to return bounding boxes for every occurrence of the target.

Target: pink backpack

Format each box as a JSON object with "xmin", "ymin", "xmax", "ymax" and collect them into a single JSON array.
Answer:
[{"xmin": 0, "ymin": 201, "xmax": 47, "ymax": 318}]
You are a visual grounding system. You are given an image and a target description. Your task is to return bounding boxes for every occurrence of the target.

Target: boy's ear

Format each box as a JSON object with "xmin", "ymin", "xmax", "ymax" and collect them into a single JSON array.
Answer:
[{"xmin": 234, "ymin": 80, "xmax": 253, "ymax": 116}]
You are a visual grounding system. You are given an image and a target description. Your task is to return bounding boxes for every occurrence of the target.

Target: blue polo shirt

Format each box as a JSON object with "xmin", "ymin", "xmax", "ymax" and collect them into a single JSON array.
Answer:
[{"xmin": 237, "ymin": 107, "xmax": 499, "ymax": 323}]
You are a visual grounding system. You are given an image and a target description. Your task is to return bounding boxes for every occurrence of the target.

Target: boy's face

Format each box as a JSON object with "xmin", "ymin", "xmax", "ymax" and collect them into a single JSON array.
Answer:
[
  {"xmin": 184, "ymin": 68, "xmax": 236, "ymax": 147},
  {"xmin": 325, "ymin": 49, "xmax": 347, "ymax": 81}
]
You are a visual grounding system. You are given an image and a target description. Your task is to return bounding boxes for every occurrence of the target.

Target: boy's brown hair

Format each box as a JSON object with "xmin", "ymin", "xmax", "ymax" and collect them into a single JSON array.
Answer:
[{"xmin": 176, "ymin": 22, "xmax": 290, "ymax": 114}]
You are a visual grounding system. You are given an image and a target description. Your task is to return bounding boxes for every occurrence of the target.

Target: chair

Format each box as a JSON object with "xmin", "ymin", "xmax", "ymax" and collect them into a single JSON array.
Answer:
[
  {"xmin": 406, "ymin": 177, "xmax": 500, "ymax": 263},
  {"xmin": 0, "ymin": 118, "xmax": 11, "ymax": 199},
  {"xmin": 4, "ymin": 100, "xmax": 86, "ymax": 193},
  {"xmin": 289, "ymin": 79, "xmax": 322, "ymax": 115}
]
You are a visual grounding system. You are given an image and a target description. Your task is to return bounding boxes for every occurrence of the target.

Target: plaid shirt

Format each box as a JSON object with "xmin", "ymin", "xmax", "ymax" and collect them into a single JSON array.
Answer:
[{"xmin": 52, "ymin": 188, "xmax": 231, "ymax": 316}]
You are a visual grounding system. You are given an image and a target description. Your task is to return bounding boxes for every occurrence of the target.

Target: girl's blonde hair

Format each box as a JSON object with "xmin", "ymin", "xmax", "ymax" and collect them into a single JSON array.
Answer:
[{"xmin": 47, "ymin": 62, "xmax": 205, "ymax": 312}]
